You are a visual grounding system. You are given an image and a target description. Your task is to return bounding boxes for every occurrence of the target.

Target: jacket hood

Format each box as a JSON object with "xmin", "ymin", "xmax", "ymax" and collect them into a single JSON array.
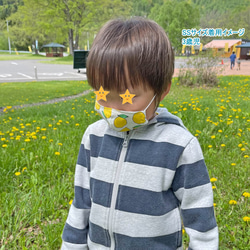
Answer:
[{"xmin": 149, "ymin": 107, "xmax": 187, "ymax": 130}]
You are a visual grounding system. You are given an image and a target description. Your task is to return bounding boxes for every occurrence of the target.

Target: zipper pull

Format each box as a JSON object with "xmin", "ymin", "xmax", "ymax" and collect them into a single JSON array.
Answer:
[{"xmin": 123, "ymin": 131, "xmax": 130, "ymax": 148}]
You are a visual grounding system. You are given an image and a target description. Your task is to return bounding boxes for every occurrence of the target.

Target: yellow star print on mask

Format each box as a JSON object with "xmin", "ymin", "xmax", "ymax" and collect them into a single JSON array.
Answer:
[
  {"xmin": 94, "ymin": 86, "xmax": 110, "ymax": 101},
  {"xmin": 119, "ymin": 89, "xmax": 135, "ymax": 104}
]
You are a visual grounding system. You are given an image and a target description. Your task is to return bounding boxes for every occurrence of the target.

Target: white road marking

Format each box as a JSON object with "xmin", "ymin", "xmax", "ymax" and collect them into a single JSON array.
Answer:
[
  {"xmin": 0, "ymin": 74, "xmax": 12, "ymax": 78},
  {"xmin": 11, "ymin": 62, "xmax": 18, "ymax": 65},
  {"xmin": 38, "ymin": 73, "xmax": 63, "ymax": 76},
  {"xmin": 0, "ymin": 78, "xmax": 34, "ymax": 81},
  {"xmin": 64, "ymin": 71, "xmax": 83, "ymax": 76},
  {"xmin": 17, "ymin": 72, "xmax": 33, "ymax": 79},
  {"xmin": 38, "ymin": 76, "xmax": 87, "ymax": 79}
]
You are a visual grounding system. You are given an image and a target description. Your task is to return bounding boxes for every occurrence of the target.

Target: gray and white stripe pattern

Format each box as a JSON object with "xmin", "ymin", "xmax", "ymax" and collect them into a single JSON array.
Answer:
[{"xmin": 62, "ymin": 108, "xmax": 218, "ymax": 250}]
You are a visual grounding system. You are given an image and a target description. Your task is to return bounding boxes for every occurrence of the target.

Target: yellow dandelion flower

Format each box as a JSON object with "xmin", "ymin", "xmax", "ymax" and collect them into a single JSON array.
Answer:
[
  {"xmin": 42, "ymin": 136, "xmax": 46, "ymax": 140},
  {"xmin": 231, "ymin": 163, "xmax": 236, "ymax": 166},
  {"xmin": 229, "ymin": 200, "xmax": 237, "ymax": 205},
  {"xmin": 244, "ymin": 155, "xmax": 249, "ymax": 158},
  {"xmin": 21, "ymin": 148, "xmax": 25, "ymax": 151},
  {"xmin": 55, "ymin": 152, "xmax": 60, "ymax": 156},
  {"xmin": 49, "ymin": 139, "xmax": 54, "ymax": 143},
  {"xmin": 212, "ymin": 186, "xmax": 216, "ymax": 189},
  {"xmin": 15, "ymin": 172, "xmax": 21, "ymax": 176},
  {"xmin": 2, "ymin": 144, "xmax": 7, "ymax": 148},
  {"xmin": 221, "ymin": 144, "xmax": 226, "ymax": 147},
  {"xmin": 25, "ymin": 139, "xmax": 30, "ymax": 142},
  {"xmin": 243, "ymin": 192, "xmax": 250, "ymax": 198},
  {"xmin": 208, "ymin": 145, "xmax": 213, "ymax": 148},
  {"xmin": 243, "ymin": 216, "xmax": 250, "ymax": 222},
  {"xmin": 1, "ymin": 138, "xmax": 6, "ymax": 141},
  {"xmin": 211, "ymin": 135, "xmax": 216, "ymax": 139},
  {"xmin": 238, "ymin": 144, "xmax": 243, "ymax": 147},
  {"xmin": 75, "ymin": 123, "xmax": 79, "ymax": 126},
  {"xmin": 218, "ymin": 129, "xmax": 223, "ymax": 133},
  {"xmin": 69, "ymin": 199, "xmax": 73, "ymax": 205},
  {"xmin": 210, "ymin": 178, "xmax": 217, "ymax": 182},
  {"xmin": 22, "ymin": 167, "xmax": 27, "ymax": 172},
  {"xmin": 213, "ymin": 203, "xmax": 216, "ymax": 207},
  {"xmin": 241, "ymin": 148, "xmax": 246, "ymax": 151},
  {"xmin": 58, "ymin": 143, "xmax": 63, "ymax": 146}
]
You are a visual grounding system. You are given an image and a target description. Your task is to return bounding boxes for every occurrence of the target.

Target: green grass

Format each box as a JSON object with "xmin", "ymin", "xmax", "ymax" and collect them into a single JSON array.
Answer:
[
  {"xmin": 0, "ymin": 76, "xmax": 249, "ymax": 249},
  {"xmin": 40, "ymin": 55, "xmax": 73, "ymax": 65},
  {"xmin": 0, "ymin": 80, "xmax": 91, "ymax": 107},
  {"xmin": 0, "ymin": 53, "xmax": 73, "ymax": 65},
  {"xmin": 0, "ymin": 53, "xmax": 47, "ymax": 61}
]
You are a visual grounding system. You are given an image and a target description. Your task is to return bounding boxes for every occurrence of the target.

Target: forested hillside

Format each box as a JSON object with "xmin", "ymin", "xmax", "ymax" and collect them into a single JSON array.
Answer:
[
  {"xmin": 192, "ymin": 0, "xmax": 250, "ymax": 14},
  {"xmin": 0, "ymin": 0, "xmax": 23, "ymax": 20},
  {"xmin": 0, "ymin": 0, "xmax": 249, "ymax": 52}
]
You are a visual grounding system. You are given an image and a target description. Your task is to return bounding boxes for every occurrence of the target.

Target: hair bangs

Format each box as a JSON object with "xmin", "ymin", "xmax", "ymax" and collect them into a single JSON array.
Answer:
[
  {"xmin": 87, "ymin": 45, "xmax": 148, "ymax": 92},
  {"xmin": 87, "ymin": 17, "xmax": 174, "ymax": 96}
]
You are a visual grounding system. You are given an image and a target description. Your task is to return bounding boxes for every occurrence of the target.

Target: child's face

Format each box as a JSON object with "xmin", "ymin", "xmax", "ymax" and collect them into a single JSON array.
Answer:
[{"xmin": 97, "ymin": 84, "xmax": 156, "ymax": 120}]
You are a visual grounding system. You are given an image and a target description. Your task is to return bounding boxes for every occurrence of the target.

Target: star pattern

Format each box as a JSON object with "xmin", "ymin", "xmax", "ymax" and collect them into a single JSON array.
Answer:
[
  {"xmin": 94, "ymin": 86, "xmax": 110, "ymax": 101},
  {"xmin": 119, "ymin": 89, "xmax": 136, "ymax": 104}
]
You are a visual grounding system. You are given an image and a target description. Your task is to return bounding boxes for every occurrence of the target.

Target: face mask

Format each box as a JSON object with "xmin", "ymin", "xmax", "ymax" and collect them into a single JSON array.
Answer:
[{"xmin": 94, "ymin": 95, "xmax": 156, "ymax": 132}]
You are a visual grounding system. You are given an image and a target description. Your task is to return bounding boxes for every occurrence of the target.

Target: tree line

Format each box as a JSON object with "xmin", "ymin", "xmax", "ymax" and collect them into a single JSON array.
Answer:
[{"xmin": 0, "ymin": 0, "xmax": 249, "ymax": 54}]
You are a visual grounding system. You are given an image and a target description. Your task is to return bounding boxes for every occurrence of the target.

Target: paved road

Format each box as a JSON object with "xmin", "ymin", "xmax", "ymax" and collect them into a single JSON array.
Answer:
[
  {"xmin": 0, "ymin": 60, "xmax": 87, "ymax": 82},
  {"xmin": 0, "ymin": 58, "xmax": 192, "ymax": 83}
]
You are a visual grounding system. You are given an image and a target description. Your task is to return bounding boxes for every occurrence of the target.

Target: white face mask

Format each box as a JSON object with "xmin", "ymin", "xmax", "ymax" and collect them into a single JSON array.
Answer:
[{"xmin": 94, "ymin": 95, "xmax": 156, "ymax": 132}]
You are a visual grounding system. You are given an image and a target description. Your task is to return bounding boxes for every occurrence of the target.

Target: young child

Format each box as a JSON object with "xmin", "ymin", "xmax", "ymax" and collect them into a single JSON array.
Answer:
[
  {"xmin": 61, "ymin": 17, "xmax": 218, "ymax": 250},
  {"xmin": 237, "ymin": 57, "xmax": 241, "ymax": 70}
]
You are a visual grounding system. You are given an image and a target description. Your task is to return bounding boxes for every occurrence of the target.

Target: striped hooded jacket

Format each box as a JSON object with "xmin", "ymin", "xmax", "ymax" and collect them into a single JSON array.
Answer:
[{"xmin": 61, "ymin": 108, "xmax": 218, "ymax": 250}]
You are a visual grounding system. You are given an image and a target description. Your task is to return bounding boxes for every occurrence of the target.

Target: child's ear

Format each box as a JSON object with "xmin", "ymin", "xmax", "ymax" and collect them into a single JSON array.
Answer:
[{"xmin": 160, "ymin": 82, "xmax": 171, "ymax": 101}]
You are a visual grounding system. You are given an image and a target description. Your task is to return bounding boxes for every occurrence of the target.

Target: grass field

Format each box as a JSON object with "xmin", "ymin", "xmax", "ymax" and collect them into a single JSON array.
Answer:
[
  {"xmin": 0, "ymin": 80, "xmax": 90, "ymax": 107},
  {"xmin": 0, "ymin": 76, "xmax": 249, "ymax": 249},
  {"xmin": 0, "ymin": 53, "xmax": 73, "ymax": 65},
  {"xmin": 0, "ymin": 53, "xmax": 47, "ymax": 61}
]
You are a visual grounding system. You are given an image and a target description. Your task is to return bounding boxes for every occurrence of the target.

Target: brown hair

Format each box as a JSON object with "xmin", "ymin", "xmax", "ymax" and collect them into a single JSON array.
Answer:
[{"xmin": 87, "ymin": 17, "xmax": 174, "ymax": 97}]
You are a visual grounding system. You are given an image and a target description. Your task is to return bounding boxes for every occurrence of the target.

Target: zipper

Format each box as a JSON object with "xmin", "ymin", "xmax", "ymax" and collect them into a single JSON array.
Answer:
[{"xmin": 108, "ymin": 131, "xmax": 131, "ymax": 249}]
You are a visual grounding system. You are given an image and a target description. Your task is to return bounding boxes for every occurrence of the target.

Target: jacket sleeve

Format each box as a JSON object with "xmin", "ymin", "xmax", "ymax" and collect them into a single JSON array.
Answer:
[
  {"xmin": 61, "ymin": 130, "xmax": 91, "ymax": 250},
  {"xmin": 172, "ymin": 137, "xmax": 219, "ymax": 250}
]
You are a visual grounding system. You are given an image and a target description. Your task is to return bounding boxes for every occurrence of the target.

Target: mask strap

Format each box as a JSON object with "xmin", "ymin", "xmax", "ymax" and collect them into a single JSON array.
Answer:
[{"xmin": 144, "ymin": 95, "xmax": 156, "ymax": 111}]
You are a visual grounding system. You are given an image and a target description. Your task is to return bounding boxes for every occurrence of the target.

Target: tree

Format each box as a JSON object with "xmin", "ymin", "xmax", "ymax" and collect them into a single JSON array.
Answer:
[
  {"xmin": 199, "ymin": 6, "xmax": 250, "ymax": 40},
  {"xmin": 149, "ymin": 0, "xmax": 200, "ymax": 52},
  {"xmin": 9, "ymin": 0, "xmax": 130, "ymax": 54},
  {"xmin": 0, "ymin": 0, "xmax": 23, "ymax": 20},
  {"xmin": 128, "ymin": 0, "xmax": 163, "ymax": 17}
]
